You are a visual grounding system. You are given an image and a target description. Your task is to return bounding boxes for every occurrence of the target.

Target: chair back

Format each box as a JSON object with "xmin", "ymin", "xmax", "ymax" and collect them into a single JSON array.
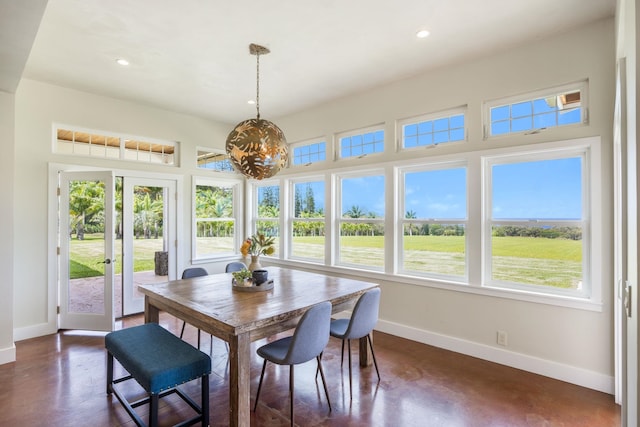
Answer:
[
  {"xmin": 225, "ymin": 262, "xmax": 246, "ymax": 273},
  {"xmin": 182, "ymin": 267, "xmax": 208, "ymax": 279},
  {"xmin": 344, "ymin": 288, "xmax": 381, "ymax": 340},
  {"xmin": 284, "ymin": 302, "xmax": 331, "ymax": 365}
]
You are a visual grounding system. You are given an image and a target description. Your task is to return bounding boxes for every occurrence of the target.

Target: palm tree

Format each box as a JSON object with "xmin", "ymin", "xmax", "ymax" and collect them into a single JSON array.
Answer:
[
  {"xmin": 405, "ymin": 210, "xmax": 417, "ymax": 236},
  {"xmin": 344, "ymin": 205, "xmax": 365, "ymax": 218},
  {"xmin": 68, "ymin": 180, "xmax": 105, "ymax": 239}
]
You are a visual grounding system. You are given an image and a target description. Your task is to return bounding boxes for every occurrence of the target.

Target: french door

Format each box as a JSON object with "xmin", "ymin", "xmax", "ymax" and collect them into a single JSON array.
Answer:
[
  {"xmin": 121, "ymin": 177, "xmax": 176, "ymax": 316},
  {"xmin": 59, "ymin": 171, "xmax": 115, "ymax": 331},
  {"xmin": 58, "ymin": 170, "xmax": 178, "ymax": 330}
]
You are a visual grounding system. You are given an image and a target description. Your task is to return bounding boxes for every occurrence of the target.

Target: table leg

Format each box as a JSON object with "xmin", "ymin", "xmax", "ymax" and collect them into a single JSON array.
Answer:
[
  {"xmin": 359, "ymin": 333, "xmax": 373, "ymax": 367},
  {"xmin": 144, "ymin": 296, "xmax": 159, "ymax": 324},
  {"xmin": 228, "ymin": 332, "xmax": 251, "ymax": 427}
]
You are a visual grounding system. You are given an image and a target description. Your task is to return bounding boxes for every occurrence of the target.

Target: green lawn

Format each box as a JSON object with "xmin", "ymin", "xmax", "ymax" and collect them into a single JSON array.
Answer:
[
  {"xmin": 70, "ymin": 234, "xmax": 582, "ymax": 288},
  {"xmin": 69, "ymin": 234, "xmax": 163, "ymax": 279}
]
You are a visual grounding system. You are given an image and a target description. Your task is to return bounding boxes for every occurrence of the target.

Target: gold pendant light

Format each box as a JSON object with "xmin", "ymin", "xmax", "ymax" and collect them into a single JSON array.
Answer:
[{"xmin": 226, "ymin": 44, "xmax": 288, "ymax": 180}]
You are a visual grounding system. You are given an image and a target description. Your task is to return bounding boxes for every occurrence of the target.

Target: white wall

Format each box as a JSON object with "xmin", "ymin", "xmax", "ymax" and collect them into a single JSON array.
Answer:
[
  {"xmin": 274, "ymin": 18, "xmax": 616, "ymax": 392},
  {"xmin": 13, "ymin": 80, "xmax": 232, "ymax": 338},
  {"xmin": 0, "ymin": 91, "xmax": 16, "ymax": 364}
]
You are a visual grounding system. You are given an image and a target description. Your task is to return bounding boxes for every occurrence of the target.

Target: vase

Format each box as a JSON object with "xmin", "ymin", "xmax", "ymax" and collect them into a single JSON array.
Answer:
[{"xmin": 248, "ymin": 255, "xmax": 262, "ymax": 271}]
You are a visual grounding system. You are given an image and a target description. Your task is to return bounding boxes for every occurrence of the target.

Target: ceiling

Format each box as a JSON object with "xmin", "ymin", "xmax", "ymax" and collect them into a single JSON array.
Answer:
[{"xmin": 3, "ymin": 0, "xmax": 615, "ymax": 125}]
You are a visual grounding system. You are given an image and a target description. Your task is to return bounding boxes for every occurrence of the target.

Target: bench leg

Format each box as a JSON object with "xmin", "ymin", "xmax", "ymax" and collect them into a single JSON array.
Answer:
[
  {"xmin": 149, "ymin": 393, "xmax": 159, "ymax": 427},
  {"xmin": 202, "ymin": 374, "xmax": 209, "ymax": 427},
  {"xmin": 106, "ymin": 352, "xmax": 114, "ymax": 394}
]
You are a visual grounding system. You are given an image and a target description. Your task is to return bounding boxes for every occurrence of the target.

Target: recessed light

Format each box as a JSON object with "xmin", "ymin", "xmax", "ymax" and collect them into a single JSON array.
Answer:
[
  {"xmin": 416, "ymin": 29, "xmax": 430, "ymax": 39},
  {"xmin": 248, "ymin": 100, "xmax": 256, "ymax": 105},
  {"xmin": 116, "ymin": 58, "xmax": 130, "ymax": 66}
]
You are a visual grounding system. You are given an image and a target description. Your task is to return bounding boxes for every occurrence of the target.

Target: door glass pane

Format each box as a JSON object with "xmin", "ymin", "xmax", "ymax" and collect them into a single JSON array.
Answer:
[
  {"xmin": 132, "ymin": 185, "xmax": 168, "ymax": 297},
  {"xmin": 67, "ymin": 179, "xmax": 106, "ymax": 314}
]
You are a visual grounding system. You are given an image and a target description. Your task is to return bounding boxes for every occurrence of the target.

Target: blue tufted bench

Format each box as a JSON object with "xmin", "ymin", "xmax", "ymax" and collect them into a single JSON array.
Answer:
[{"xmin": 105, "ymin": 323, "xmax": 211, "ymax": 427}]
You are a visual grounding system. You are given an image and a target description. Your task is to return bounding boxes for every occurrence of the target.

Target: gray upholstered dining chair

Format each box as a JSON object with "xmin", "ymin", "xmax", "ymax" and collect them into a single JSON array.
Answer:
[
  {"xmin": 225, "ymin": 261, "xmax": 246, "ymax": 273},
  {"xmin": 179, "ymin": 267, "xmax": 211, "ymax": 351},
  {"xmin": 329, "ymin": 287, "xmax": 381, "ymax": 400},
  {"xmin": 253, "ymin": 302, "xmax": 332, "ymax": 426}
]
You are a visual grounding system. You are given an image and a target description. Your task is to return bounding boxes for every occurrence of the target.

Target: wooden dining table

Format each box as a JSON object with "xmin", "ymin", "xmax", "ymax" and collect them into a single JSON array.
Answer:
[{"xmin": 138, "ymin": 266, "xmax": 379, "ymax": 427}]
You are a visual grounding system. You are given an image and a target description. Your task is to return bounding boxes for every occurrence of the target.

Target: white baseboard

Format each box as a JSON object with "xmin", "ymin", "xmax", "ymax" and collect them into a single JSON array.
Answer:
[
  {"xmin": 14, "ymin": 321, "xmax": 57, "ymax": 342},
  {"xmin": 0, "ymin": 344, "xmax": 16, "ymax": 365},
  {"xmin": 376, "ymin": 318, "xmax": 614, "ymax": 394}
]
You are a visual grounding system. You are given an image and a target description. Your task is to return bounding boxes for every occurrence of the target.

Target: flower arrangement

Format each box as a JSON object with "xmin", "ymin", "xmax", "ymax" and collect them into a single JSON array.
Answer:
[{"xmin": 240, "ymin": 233, "xmax": 275, "ymax": 257}]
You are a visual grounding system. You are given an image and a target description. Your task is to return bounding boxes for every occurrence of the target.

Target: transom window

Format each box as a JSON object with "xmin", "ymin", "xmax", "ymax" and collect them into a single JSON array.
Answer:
[
  {"xmin": 485, "ymin": 82, "xmax": 586, "ymax": 137},
  {"xmin": 291, "ymin": 139, "xmax": 327, "ymax": 166},
  {"xmin": 338, "ymin": 126, "xmax": 385, "ymax": 159},
  {"xmin": 197, "ymin": 149, "xmax": 235, "ymax": 172},
  {"xmin": 55, "ymin": 126, "xmax": 177, "ymax": 165},
  {"xmin": 400, "ymin": 108, "xmax": 466, "ymax": 149}
]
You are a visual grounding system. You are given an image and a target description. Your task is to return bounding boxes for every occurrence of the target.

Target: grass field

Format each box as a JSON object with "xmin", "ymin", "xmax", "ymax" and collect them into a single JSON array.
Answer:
[{"xmin": 70, "ymin": 234, "xmax": 582, "ymax": 288}]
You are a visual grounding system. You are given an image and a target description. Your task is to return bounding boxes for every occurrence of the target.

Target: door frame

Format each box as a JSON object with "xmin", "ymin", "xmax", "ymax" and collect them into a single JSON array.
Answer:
[{"xmin": 49, "ymin": 163, "xmax": 184, "ymax": 332}]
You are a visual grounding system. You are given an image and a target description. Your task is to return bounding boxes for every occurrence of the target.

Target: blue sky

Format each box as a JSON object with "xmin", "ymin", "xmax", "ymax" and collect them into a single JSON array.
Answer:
[{"xmin": 265, "ymin": 156, "xmax": 582, "ymax": 220}]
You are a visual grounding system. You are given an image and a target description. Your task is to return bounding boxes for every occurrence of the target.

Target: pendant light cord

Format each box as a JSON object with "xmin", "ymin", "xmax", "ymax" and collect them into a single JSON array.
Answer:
[{"xmin": 256, "ymin": 52, "xmax": 261, "ymax": 120}]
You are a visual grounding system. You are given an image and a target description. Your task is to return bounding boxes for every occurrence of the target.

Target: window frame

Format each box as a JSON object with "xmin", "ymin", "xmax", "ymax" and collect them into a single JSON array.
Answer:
[
  {"xmin": 196, "ymin": 147, "xmax": 237, "ymax": 173},
  {"xmin": 483, "ymin": 81, "xmax": 588, "ymax": 139},
  {"xmin": 397, "ymin": 161, "xmax": 469, "ymax": 281},
  {"xmin": 288, "ymin": 176, "xmax": 327, "ymax": 263},
  {"xmin": 252, "ymin": 180, "xmax": 282, "ymax": 257},
  {"xmin": 398, "ymin": 107, "xmax": 467, "ymax": 151},
  {"xmin": 336, "ymin": 124, "xmax": 385, "ymax": 160},
  {"xmin": 191, "ymin": 175, "xmax": 244, "ymax": 262},
  {"xmin": 245, "ymin": 136, "xmax": 602, "ymax": 310},
  {"xmin": 482, "ymin": 145, "xmax": 592, "ymax": 298},
  {"xmin": 336, "ymin": 169, "xmax": 386, "ymax": 272},
  {"xmin": 54, "ymin": 124, "xmax": 178, "ymax": 166},
  {"xmin": 289, "ymin": 138, "xmax": 328, "ymax": 167}
]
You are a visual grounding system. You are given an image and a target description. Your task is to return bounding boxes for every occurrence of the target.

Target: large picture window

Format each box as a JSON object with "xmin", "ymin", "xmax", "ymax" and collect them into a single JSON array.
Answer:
[
  {"xmin": 400, "ymin": 165, "xmax": 467, "ymax": 279},
  {"xmin": 192, "ymin": 177, "xmax": 241, "ymax": 260},
  {"xmin": 485, "ymin": 151, "xmax": 587, "ymax": 296},
  {"xmin": 255, "ymin": 183, "xmax": 280, "ymax": 256},
  {"xmin": 290, "ymin": 179, "xmax": 325, "ymax": 261},
  {"xmin": 338, "ymin": 173, "xmax": 385, "ymax": 270}
]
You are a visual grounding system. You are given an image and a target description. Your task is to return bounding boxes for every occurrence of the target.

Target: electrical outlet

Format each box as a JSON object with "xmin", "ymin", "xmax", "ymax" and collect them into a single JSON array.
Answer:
[{"xmin": 497, "ymin": 330, "xmax": 508, "ymax": 347}]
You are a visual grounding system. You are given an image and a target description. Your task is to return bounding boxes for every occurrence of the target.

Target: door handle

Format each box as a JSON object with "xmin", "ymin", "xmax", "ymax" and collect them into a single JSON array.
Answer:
[{"xmin": 624, "ymin": 281, "xmax": 632, "ymax": 318}]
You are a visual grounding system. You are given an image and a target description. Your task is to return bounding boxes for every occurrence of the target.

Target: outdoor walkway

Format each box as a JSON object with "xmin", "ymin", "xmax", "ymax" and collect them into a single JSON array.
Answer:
[{"xmin": 68, "ymin": 271, "xmax": 167, "ymax": 318}]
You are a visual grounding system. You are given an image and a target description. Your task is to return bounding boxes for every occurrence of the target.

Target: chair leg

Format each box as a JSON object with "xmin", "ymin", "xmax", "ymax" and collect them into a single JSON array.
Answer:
[
  {"xmin": 340, "ymin": 339, "xmax": 345, "ymax": 366},
  {"xmin": 314, "ymin": 351, "xmax": 323, "ymax": 379},
  {"xmin": 347, "ymin": 339, "xmax": 353, "ymax": 400},
  {"xmin": 254, "ymin": 359, "xmax": 268, "ymax": 412},
  {"xmin": 197, "ymin": 329, "xmax": 201, "ymax": 349},
  {"xmin": 289, "ymin": 365, "xmax": 294, "ymax": 427},
  {"xmin": 179, "ymin": 321, "xmax": 186, "ymax": 339},
  {"xmin": 368, "ymin": 334, "xmax": 381, "ymax": 381},
  {"xmin": 316, "ymin": 355, "xmax": 332, "ymax": 412}
]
